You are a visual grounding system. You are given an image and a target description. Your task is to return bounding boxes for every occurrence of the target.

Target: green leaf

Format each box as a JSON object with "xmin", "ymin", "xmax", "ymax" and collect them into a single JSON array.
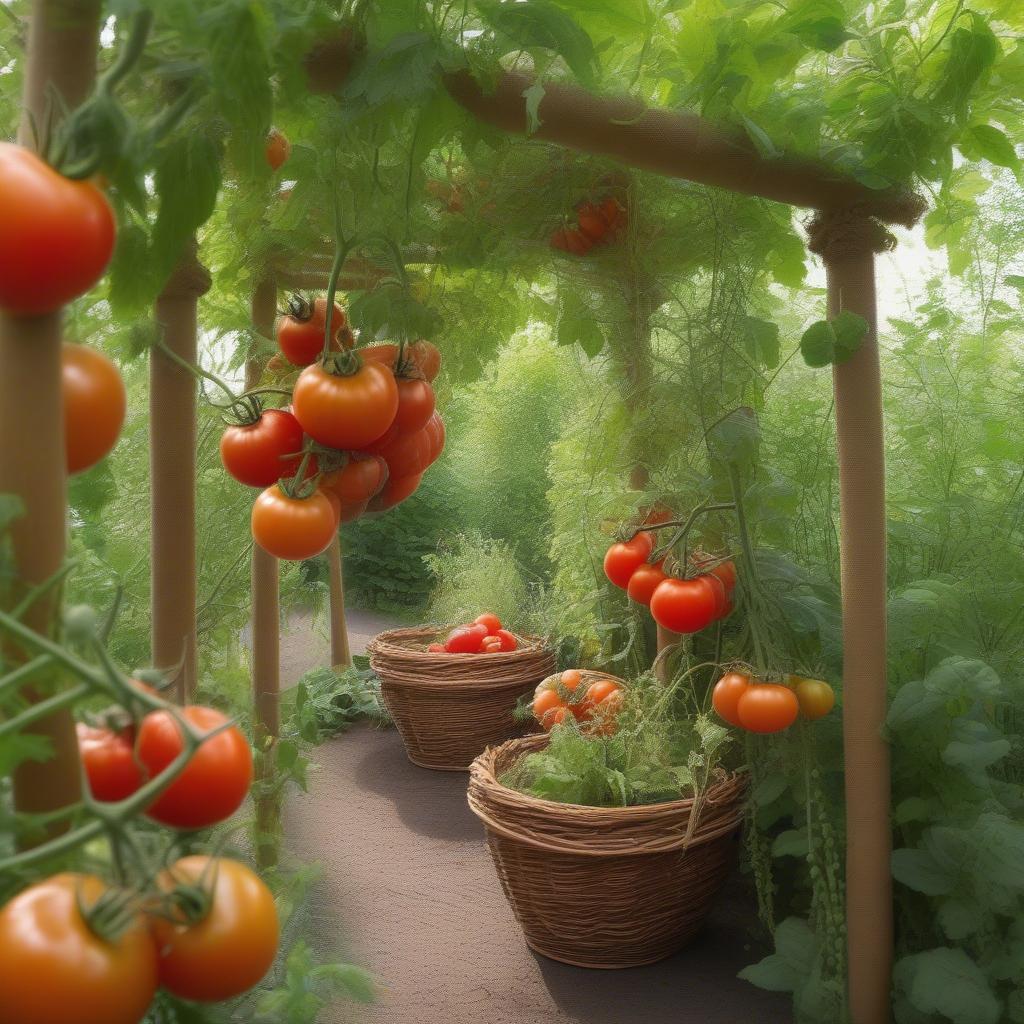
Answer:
[
  {"xmin": 775, "ymin": 0, "xmax": 854, "ymax": 51},
  {"xmin": 556, "ymin": 291, "xmax": 605, "ymax": 357},
  {"xmin": 831, "ymin": 310, "xmax": 869, "ymax": 361},
  {"xmin": 799, "ymin": 320, "xmax": 837, "ymax": 368},
  {"xmin": 1005, "ymin": 274, "xmax": 1024, "ymax": 290},
  {"xmin": 740, "ymin": 316, "xmax": 781, "ymax": 368},
  {"xmin": 741, "ymin": 116, "xmax": 780, "ymax": 159},
  {"xmin": 772, "ymin": 829, "xmax": 809, "ymax": 857},
  {"xmin": 523, "ymin": 80, "xmax": 547, "ymax": 133},
  {"xmin": 707, "ymin": 406, "xmax": 760, "ymax": 465},
  {"xmin": 478, "ymin": 0, "xmax": 597, "ymax": 84},
  {"xmin": 310, "ymin": 963, "xmax": 377, "ymax": 1003},
  {"xmin": 739, "ymin": 917, "xmax": 817, "ymax": 992},
  {"xmin": 938, "ymin": 898, "xmax": 984, "ymax": 941},
  {"xmin": 933, "ymin": 14, "xmax": 1000, "ymax": 115},
  {"xmin": 894, "ymin": 948, "xmax": 1001, "ymax": 1024},
  {"xmin": 752, "ymin": 772, "xmax": 788, "ymax": 807},
  {"xmin": 892, "ymin": 847, "xmax": 956, "ymax": 896},
  {"xmin": 963, "ymin": 124, "xmax": 1020, "ymax": 171}
]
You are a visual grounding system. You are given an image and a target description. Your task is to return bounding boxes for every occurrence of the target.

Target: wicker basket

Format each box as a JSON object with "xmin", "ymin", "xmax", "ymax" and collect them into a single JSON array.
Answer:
[
  {"xmin": 367, "ymin": 627, "xmax": 556, "ymax": 771},
  {"xmin": 468, "ymin": 734, "xmax": 748, "ymax": 968}
]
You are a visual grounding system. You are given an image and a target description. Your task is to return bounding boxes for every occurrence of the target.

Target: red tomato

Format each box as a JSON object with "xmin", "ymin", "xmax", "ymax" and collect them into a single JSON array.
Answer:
[
  {"xmin": 737, "ymin": 684, "xmax": 799, "ymax": 734},
  {"xmin": 151, "ymin": 857, "xmax": 278, "ymax": 1002},
  {"xmin": 699, "ymin": 573, "xmax": 728, "ymax": 618},
  {"xmin": 626, "ymin": 561, "xmax": 667, "ymax": 605},
  {"xmin": 494, "ymin": 629, "xmax": 518, "ymax": 652},
  {"xmin": 76, "ymin": 723, "xmax": 143, "ymax": 803},
  {"xmin": 482, "ymin": 638, "xmax": 502, "ymax": 653},
  {"xmin": 424, "ymin": 411, "xmax": 445, "ymax": 464},
  {"xmin": 368, "ymin": 422, "xmax": 432, "ymax": 479},
  {"xmin": 649, "ymin": 576, "xmax": 720, "ymax": 633},
  {"xmin": 321, "ymin": 488, "xmax": 342, "ymax": 528},
  {"xmin": 603, "ymin": 532, "xmax": 655, "ymax": 589},
  {"xmin": 61, "ymin": 343, "xmax": 126, "ymax": 474},
  {"xmin": 475, "ymin": 612, "xmax": 502, "ymax": 633},
  {"xmin": 0, "ymin": 144, "xmax": 116, "ymax": 316},
  {"xmin": 276, "ymin": 296, "xmax": 346, "ymax": 367},
  {"xmin": 0, "ymin": 874, "xmax": 158, "ymax": 1024},
  {"xmin": 393, "ymin": 377, "xmax": 436, "ymax": 434},
  {"xmin": 711, "ymin": 672, "xmax": 752, "ymax": 727},
  {"xmin": 251, "ymin": 485, "xmax": 337, "ymax": 560},
  {"xmin": 338, "ymin": 499, "xmax": 367, "ymax": 523},
  {"xmin": 321, "ymin": 455, "xmax": 386, "ymax": 503},
  {"xmin": 411, "ymin": 340, "xmax": 442, "ymax": 382},
  {"xmin": 265, "ymin": 128, "xmax": 291, "ymax": 171},
  {"xmin": 219, "ymin": 408, "xmax": 307, "ymax": 488},
  {"xmin": 137, "ymin": 705, "xmax": 253, "ymax": 830},
  {"xmin": 691, "ymin": 551, "xmax": 738, "ymax": 595},
  {"xmin": 361, "ymin": 340, "xmax": 441, "ymax": 382},
  {"xmin": 600, "ymin": 196, "xmax": 627, "ymax": 234},
  {"xmin": 577, "ymin": 201, "xmax": 608, "ymax": 242},
  {"xmin": 293, "ymin": 359, "xmax": 398, "ymax": 449},
  {"xmin": 444, "ymin": 623, "xmax": 488, "ymax": 653},
  {"xmin": 369, "ymin": 471, "xmax": 422, "ymax": 511}
]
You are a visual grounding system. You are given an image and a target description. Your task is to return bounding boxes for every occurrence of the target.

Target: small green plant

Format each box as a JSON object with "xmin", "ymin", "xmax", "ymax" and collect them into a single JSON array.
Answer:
[{"xmin": 283, "ymin": 662, "xmax": 390, "ymax": 745}]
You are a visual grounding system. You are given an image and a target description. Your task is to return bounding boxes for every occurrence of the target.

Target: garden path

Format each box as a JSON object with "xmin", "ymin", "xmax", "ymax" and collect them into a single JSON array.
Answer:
[{"xmin": 282, "ymin": 614, "xmax": 791, "ymax": 1024}]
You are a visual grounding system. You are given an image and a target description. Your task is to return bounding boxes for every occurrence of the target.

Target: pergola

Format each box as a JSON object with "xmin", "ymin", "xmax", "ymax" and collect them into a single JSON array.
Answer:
[{"xmin": 0, "ymin": 5, "xmax": 923, "ymax": 1022}]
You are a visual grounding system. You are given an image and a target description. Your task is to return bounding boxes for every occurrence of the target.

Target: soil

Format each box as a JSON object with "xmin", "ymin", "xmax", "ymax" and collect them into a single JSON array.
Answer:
[{"xmin": 281, "ymin": 610, "xmax": 793, "ymax": 1024}]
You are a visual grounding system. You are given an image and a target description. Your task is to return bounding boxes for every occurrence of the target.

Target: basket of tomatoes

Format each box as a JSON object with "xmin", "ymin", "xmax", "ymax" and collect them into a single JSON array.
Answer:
[{"xmin": 366, "ymin": 613, "xmax": 556, "ymax": 771}]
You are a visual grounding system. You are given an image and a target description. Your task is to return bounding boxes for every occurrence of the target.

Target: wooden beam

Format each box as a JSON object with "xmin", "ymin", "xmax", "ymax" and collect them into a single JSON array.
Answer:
[{"xmin": 444, "ymin": 71, "xmax": 923, "ymax": 225}]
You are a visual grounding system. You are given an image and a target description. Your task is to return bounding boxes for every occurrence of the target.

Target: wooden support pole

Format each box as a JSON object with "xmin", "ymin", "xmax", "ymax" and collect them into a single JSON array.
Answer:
[
  {"xmin": 327, "ymin": 533, "xmax": 351, "ymax": 669},
  {"xmin": 811, "ymin": 214, "xmax": 892, "ymax": 1023},
  {"xmin": 151, "ymin": 244, "xmax": 210, "ymax": 702},
  {"xmin": 3, "ymin": 0, "xmax": 102, "ymax": 830},
  {"xmin": 249, "ymin": 275, "xmax": 282, "ymax": 867}
]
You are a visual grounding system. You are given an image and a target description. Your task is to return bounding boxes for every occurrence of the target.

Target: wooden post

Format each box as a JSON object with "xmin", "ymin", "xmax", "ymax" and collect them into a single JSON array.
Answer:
[
  {"xmin": 3, "ymin": 0, "xmax": 102, "ymax": 829},
  {"xmin": 151, "ymin": 243, "xmax": 210, "ymax": 702},
  {"xmin": 249, "ymin": 274, "xmax": 282, "ymax": 867},
  {"xmin": 811, "ymin": 213, "xmax": 892, "ymax": 1023},
  {"xmin": 327, "ymin": 534, "xmax": 351, "ymax": 669}
]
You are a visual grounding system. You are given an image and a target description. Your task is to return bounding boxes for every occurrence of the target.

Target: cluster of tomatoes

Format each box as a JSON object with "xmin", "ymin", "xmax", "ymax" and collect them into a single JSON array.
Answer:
[
  {"xmin": 531, "ymin": 669, "xmax": 624, "ymax": 734},
  {"xmin": 219, "ymin": 293, "xmax": 445, "ymax": 561},
  {"xmin": 712, "ymin": 670, "xmax": 835, "ymax": 734},
  {"xmin": 550, "ymin": 196, "xmax": 627, "ymax": 256},
  {"xmin": 0, "ymin": 684, "xmax": 278, "ymax": 1023},
  {"xmin": 605, "ymin": 528, "xmax": 737, "ymax": 635},
  {"xmin": 427, "ymin": 611, "xmax": 520, "ymax": 654}
]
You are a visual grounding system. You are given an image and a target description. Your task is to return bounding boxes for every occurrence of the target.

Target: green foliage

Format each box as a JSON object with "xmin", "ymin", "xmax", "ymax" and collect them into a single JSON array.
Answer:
[
  {"xmin": 283, "ymin": 663, "xmax": 390, "ymax": 744},
  {"xmin": 799, "ymin": 311, "xmax": 869, "ymax": 368}
]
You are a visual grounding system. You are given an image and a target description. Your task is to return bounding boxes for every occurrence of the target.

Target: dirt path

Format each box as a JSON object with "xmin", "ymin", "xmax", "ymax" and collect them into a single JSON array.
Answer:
[{"xmin": 281, "ymin": 614, "xmax": 791, "ymax": 1024}]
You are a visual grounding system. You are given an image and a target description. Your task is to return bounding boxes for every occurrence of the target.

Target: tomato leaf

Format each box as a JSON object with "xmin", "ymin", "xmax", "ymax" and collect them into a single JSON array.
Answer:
[
  {"xmin": 962, "ymin": 124, "xmax": 1021, "ymax": 172},
  {"xmin": 556, "ymin": 290, "xmax": 605, "ymax": 357},
  {"xmin": 799, "ymin": 312, "xmax": 868, "ymax": 368},
  {"xmin": 894, "ymin": 948, "xmax": 1001, "ymax": 1024}
]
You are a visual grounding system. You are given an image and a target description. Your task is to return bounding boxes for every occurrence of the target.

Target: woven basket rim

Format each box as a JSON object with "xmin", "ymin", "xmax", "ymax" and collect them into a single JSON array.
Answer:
[
  {"xmin": 368, "ymin": 624, "xmax": 552, "ymax": 659},
  {"xmin": 472, "ymin": 733, "xmax": 747, "ymax": 818}
]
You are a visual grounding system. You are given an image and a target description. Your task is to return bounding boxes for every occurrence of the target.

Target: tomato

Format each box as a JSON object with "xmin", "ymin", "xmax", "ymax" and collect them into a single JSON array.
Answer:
[
  {"xmin": 265, "ymin": 128, "xmax": 291, "ymax": 171},
  {"xmin": 561, "ymin": 668, "xmax": 582, "ymax": 690},
  {"xmin": 482, "ymin": 637, "xmax": 503, "ymax": 653},
  {"xmin": 0, "ymin": 144, "xmax": 116, "ymax": 316},
  {"xmin": 626, "ymin": 561, "xmax": 667, "ymax": 605},
  {"xmin": 251, "ymin": 485, "xmax": 337, "ymax": 561},
  {"xmin": 370, "ymin": 472, "xmax": 423, "ymax": 512},
  {"xmin": 649, "ymin": 576, "xmax": 720, "ymax": 633},
  {"xmin": 699, "ymin": 573, "xmax": 728, "ymax": 619},
  {"xmin": 639, "ymin": 502, "xmax": 674, "ymax": 527},
  {"xmin": 339, "ymin": 499, "xmax": 367, "ymax": 523},
  {"xmin": 551, "ymin": 227, "xmax": 593, "ymax": 255},
  {"xmin": 424, "ymin": 411, "xmax": 446, "ymax": 464},
  {"xmin": 360, "ymin": 340, "xmax": 441, "ymax": 382},
  {"xmin": 293, "ymin": 359, "xmax": 398, "ymax": 450},
  {"xmin": 793, "ymin": 677, "xmax": 835, "ymax": 721},
  {"xmin": 276, "ymin": 296, "xmax": 346, "ymax": 366},
  {"xmin": 577, "ymin": 202, "xmax": 608, "ymax": 243},
  {"xmin": 76, "ymin": 723, "xmax": 143, "ymax": 802},
  {"xmin": 533, "ymin": 688, "xmax": 565, "ymax": 727},
  {"xmin": 0, "ymin": 874, "xmax": 157, "ymax": 1024},
  {"xmin": 321, "ymin": 455, "xmax": 386, "ymax": 504},
  {"xmin": 494, "ymin": 629, "xmax": 518, "ymax": 652},
  {"xmin": 369, "ymin": 422, "xmax": 433, "ymax": 479},
  {"xmin": 603, "ymin": 532, "xmax": 655, "ymax": 589},
  {"xmin": 711, "ymin": 672, "xmax": 752, "ymax": 727},
  {"xmin": 545, "ymin": 706, "xmax": 571, "ymax": 728},
  {"xmin": 138, "ymin": 706, "xmax": 253, "ymax": 829},
  {"xmin": 736, "ymin": 684, "xmax": 799, "ymax": 734},
  {"xmin": 444, "ymin": 623, "xmax": 488, "ymax": 654},
  {"xmin": 691, "ymin": 551, "xmax": 737, "ymax": 595},
  {"xmin": 600, "ymin": 196, "xmax": 627, "ymax": 234},
  {"xmin": 321, "ymin": 488, "xmax": 342, "ymax": 528},
  {"xmin": 151, "ymin": 857, "xmax": 278, "ymax": 1002},
  {"xmin": 394, "ymin": 377, "xmax": 436, "ymax": 434},
  {"xmin": 577, "ymin": 678, "xmax": 623, "ymax": 727},
  {"xmin": 427, "ymin": 642, "xmax": 445, "ymax": 653},
  {"xmin": 61, "ymin": 343, "xmax": 126, "ymax": 474},
  {"xmin": 475, "ymin": 612, "xmax": 502, "ymax": 633},
  {"xmin": 219, "ymin": 408, "xmax": 307, "ymax": 488}
]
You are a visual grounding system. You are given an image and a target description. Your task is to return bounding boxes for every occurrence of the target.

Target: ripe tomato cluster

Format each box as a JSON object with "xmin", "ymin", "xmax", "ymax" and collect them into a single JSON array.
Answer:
[
  {"xmin": 219, "ymin": 291, "xmax": 445, "ymax": 561},
  {"xmin": 550, "ymin": 196, "xmax": 627, "ymax": 256},
  {"xmin": 0, "ymin": 143, "xmax": 116, "ymax": 317},
  {"xmin": 428, "ymin": 612, "xmax": 520, "ymax": 654},
  {"xmin": 712, "ymin": 670, "xmax": 835, "ymax": 734},
  {"xmin": 605, "ymin": 529, "xmax": 736, "ymax": 635},
  {"xmin": 532, "ymin": 669, "xmax": 624, "ymax": 734},
  {"xmin": 0, "ymin": 857, "xmax": 278, "ymax": 1023}
]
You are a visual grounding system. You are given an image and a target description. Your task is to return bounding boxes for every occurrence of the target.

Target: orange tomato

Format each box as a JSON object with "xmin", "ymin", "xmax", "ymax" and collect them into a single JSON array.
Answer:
[
  {"xmin": 320, "ymin": 455, "xmax": 387, "ymax": 504},
  {"xmin": 251, "ymin": 485, "xmax": 337, "ymax": 560},
  {"xmin": 62, "ymin": 343, "xmax": 126, "ymax": 474},
  {"xmin": 393, "ymin": 377, "xmax": 436, "ymax": 435},
  {"xmin": 369, "ymin": 471, "xmax": 422, "ymax": 511},
  {"xmin": 711, "ymin": 671, "xmax": 752, "ymax": 727},
  {"xmin": 265, "ymin": 128, "xmax": 290, "ymax": 171},
  {"xmin": 292, "ymin": 360, "xmax": 398, "ymax": 450},
  {"xmin": 533, "ymin": 688, "xmax": 565, "ymax": 727},
  {"xmin": 737, "ymin": 684, "xmax": 799, "ymax": 734},
  {"xmin": 0, "ymin": 875, "xmax": 157, "ymax": 1024},
  {"xmin": 151, "ymin": 857, "xmax": 278, "ymax": 1002},
  {"xmin": 475, "ymin": 612, "xmax": 502, "ymax": 633}
]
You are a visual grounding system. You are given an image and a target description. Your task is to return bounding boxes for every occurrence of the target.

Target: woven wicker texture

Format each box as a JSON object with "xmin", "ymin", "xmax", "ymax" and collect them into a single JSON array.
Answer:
[
  {"xmin": 468, "ymin": 734, "xmax": 748, "ymax": 968},
  {"xmin": 367, "ymin": 627, "xmax": 556, "ymax": 771}
]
